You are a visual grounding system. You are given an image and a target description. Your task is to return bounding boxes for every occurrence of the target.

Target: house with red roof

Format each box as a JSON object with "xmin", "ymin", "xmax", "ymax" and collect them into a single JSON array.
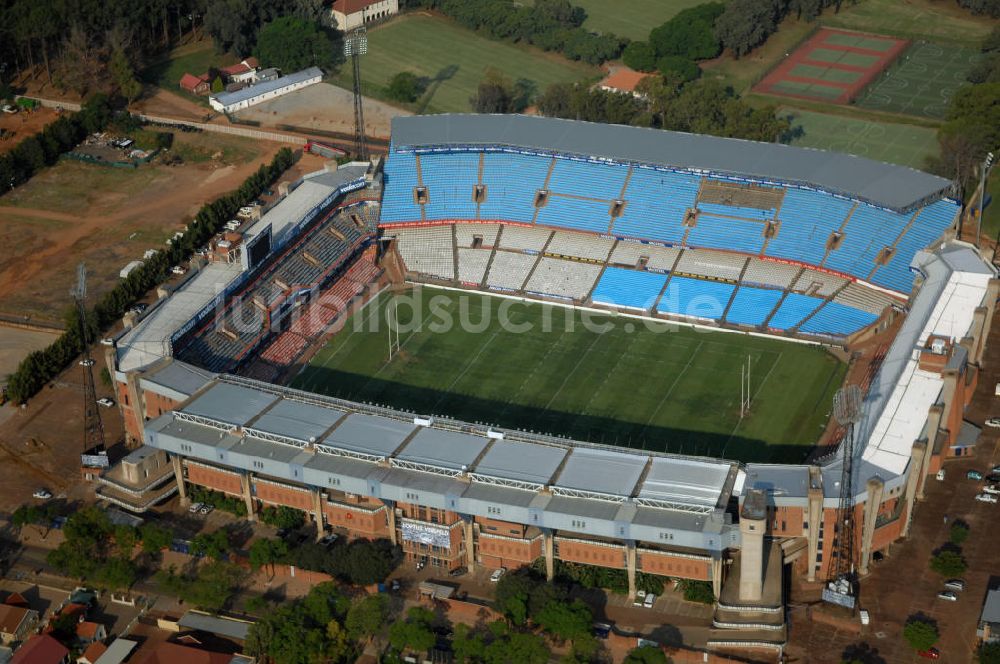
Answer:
[
  {"xmin": 597, "ymin": 66, "xmax": 654, "ymax": 98},
  {"xmin": 331, "ymin": 0, "xmax": 398, "ymax": 31},
  {"xmin": 10, "ymin": 634, "xmax": 70, "ymax": 664},
  {"xmin": 0, "ymin": 604, "xmax": 38, "ymax": 645},
  {"xmin": 179, "ymin": 73, "xmax": 210, "ymax": 96},
  {"xmin": 132, "ymin": 642, "xmax": 250, "ymax": 664},
  {"xmin": 76, "ymin": 641, "xmax": 108, "ymax": 664},
  {"xmin": 220, "ymin": 59, "xmax": 260, "ymax": 85},
  {"xmin": 75, "ymin": 620, "xmax": 106, "ymax": 645}
]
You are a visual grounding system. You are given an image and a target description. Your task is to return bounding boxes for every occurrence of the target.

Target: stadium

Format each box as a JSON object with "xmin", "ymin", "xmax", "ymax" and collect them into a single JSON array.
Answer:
[{"xmin": 104, "ymin": 114, "xmax": 998, "ymax": 654}]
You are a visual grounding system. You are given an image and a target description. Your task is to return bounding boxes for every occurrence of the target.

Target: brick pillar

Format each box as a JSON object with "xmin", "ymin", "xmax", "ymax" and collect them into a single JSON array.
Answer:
[
  {"xmin": 312, "ymin": 489, "xmax": 325, "ymax": 541},
  {"xmin": 859, "ymin": 477, "xmax": 885, "ymax": 576},
  {"xmin": 902, "ymin": 441, "xmax": 926, "ymax": 538},
  {"xmin": 739, "ymin": 489, "xmax": 767, "ymax": 602},
  {"xmin": 918, "ymin": 405, "xmax": 943, "ymax": 499},
  {"xmin": 463, "ymin": 518, "xmax": 475, "ymax": 570},
  {"xmin": 241, "ymin": 473, "xmax": 257, "ymax": 522},
  {"xmin": 807, "ymin": 466, "xmax": 823, "ymax": 583},
  {"xmin": 171, "ymin": 455, "xmax": 188, "ymax": 506},
  {"xmin": 626, "ymin": 541, "xmax": 637, "ymax": 601},
  {"xmin": 711, "ymin": 556, "xmax": 723, "ymax": 598},
  {"xmin": 385, "ymin": 502, "xmax": 398, "ymax": 546},
  {"xmin": 543, "ymin": 530, "xmax": 554, "ymax": 582}
]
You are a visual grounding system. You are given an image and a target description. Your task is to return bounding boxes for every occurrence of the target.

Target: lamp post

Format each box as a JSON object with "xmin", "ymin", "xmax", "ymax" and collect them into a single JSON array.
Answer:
[{"xmin": 976, "ymin": 151, "xmax": 995, "ymax": 248}]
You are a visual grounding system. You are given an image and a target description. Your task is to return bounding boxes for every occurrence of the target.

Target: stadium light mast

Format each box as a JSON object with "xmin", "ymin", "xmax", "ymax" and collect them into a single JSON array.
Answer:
[
  {"xmin": 976, "ymin": 152, "xmax": 995, "ymax": 248},
  {"xmin": 344, "ymin": 27, "xmax": 369, "ymax": 161},
  {"xmin": 71, "ymin": 264, "xmax": 107, "ymax": 461},
  {"xmin": 824, "ymin": 384, "xmax": 863, "ymax": 610}
]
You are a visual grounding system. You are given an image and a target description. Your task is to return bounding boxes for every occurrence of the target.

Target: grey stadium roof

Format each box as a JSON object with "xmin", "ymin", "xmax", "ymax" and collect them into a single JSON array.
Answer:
[
  {"xmin": 390, "ymin": 114, "xmax": 954, "ymax": 210},
  {"xmin": 555, "ymin": 448, "xmax": 647, "ymax": 497},
  {"xmin": 473, "ymin": 439, "xmax": 568, "ymax": 486},
  {"xmin": 321, "ymin": 413, "xmax": 415, "ymax": 458},
  {"xmin": 396, "ymin": 428, "xmax": 490, "ymax": 471},
  {"xmin": 181, "ymin": 382, "xmax": 277, "ymax": 427},
  {"xmin": 248, "ymin": 399, "xmax": 345, "ymax": 443}
]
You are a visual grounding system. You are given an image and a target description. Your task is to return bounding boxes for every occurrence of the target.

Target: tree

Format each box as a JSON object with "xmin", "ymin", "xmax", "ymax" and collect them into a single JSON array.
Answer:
[
  {"xmin": 387, "ymin": 71, "xmax": 425, "ymax": 103},
  {"xmin": 648, "ymin": 3, "xmax": 724, "ymax": 61},
  {"xmin": 623, "ymin": 42, "xmax": 658, "ymax": 72},
  {"xmin": 623, "ymin": 645, "xmax": 670, "ymax": 664},
  {"xmin": 471, "ymin": 68, "xmax": 518, "ymax": 114},
  {"xmin": 388, "ymin": 606, "xmax": 436, "ymax": 653},
  {"xmin": 929, "ymin": 549, "xmax": 968, "ymax": 577},
  {"xmin": 140, "ymin": 523, "xmax": 174, "ymax": 554},
  {"xmin": 932, "ymin": 83, "xmax": 1000, "ymax": 193},
  {"xmin": 191, "ymin": 529, "xmax": 231, "ymax": 560},
  {"xmin": 494, "ymin": 571, "xmax": 534, "ymax": 624},
  {"xmin": 253, "ymin": 16, "xmax": 342, "ymax": 73},
  {"xmin": 485, "ymin": 630, "xmax": 549, "ymax": 664},
  {"xmin": 109, "ymin": 48, "xmax": 142, "ymax": 103},
  {"xmin": 345, "ymin": 593, "xmax": 388, "ymax": 642},
  {"xmin": 260, "ymin": 505, "xmax": 306, "ymax": 529},
  {"xmin": 96, "ymin": 556, "xmax": 138, "ymax": 592},
  {"xmin": 680, "ymin": 580, "xmax": 715, "ymax": 604},
  {"xmin": 156, "ymin": 561, "xmax": 245, "ymax": 611},
  {"xmin": 980, "ymin": 642, "xmax": 1000, "ymax": 664},
  {"xmin": 452, "ymin": 623, "xmax": 487, "ymax": 663},
  {"xmin": 249, "ymin": 537, "xmax": 288, "ymax": 576},
  {"xmin": 956, "ymin": 0, "xmax": 1000, "ymax": 18},
  {"xmin": 714, "ymin": 0, "xmax": 783, "ymax": 58},
  {"xmin": 535, "ymin": 599, "xmax": 592, "ymax": 642},
  {"xmin": 950, "ymin": 522, "xmax": 970, "ymax": 545},
  {"xmin": 657, "ymin": 56, "xmax": 700, "ymax": 82},
  {"xmin": 903, "ymin": 617, "xmax": 939, "ymax": 652}
]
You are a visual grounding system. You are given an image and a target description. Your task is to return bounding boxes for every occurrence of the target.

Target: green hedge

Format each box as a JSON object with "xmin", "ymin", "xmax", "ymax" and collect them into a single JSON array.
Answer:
[
  {"xmin": 531, "ymin": 558, "xmax": 665, "ymax": 595},
  {"xmin": 188, "ymin": 485, "xmax": 249, "ymax": 517},
  {"xmin": 6, "ymin": 146, "xmax": 299, "ymax": 403}
]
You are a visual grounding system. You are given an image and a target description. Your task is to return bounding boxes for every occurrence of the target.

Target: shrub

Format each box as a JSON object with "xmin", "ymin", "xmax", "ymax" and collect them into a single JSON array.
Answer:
[
  {"xmin": 680, "ymin": 579, "xmax": 715, "ymax": 604},
  {"xmin": 949, "ymin": 522, "xmax": 969, "ymax": 545},
  {"xmin": 386, "ymin": 71, "xmax": 425, "ymax": 103},
  {"xmin": 657, "ymin": 56, "xmax": 701, "ymax": 82},
  {"xmin": 903, "ymin": 617, "xmax": 939, "ymax": 652},
  {"xmin": 929, "ymin": 549, "xmax": 967, "ymax": 577},
  {"xmin": 622, "ymin": 42, "xmax": 658, "ymax": 72}
]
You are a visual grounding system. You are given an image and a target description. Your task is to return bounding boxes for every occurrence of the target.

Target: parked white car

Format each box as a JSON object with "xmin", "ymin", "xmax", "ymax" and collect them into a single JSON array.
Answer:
[
  {"xmin": 171, "ymin": 266, "xmax": 187, "ymax": 275},
  {"xmin": 188, "ymin": 502, "xmax": 204, "ymax": 513},
  {"xmin": 975, "ymin": 493, "xmax": 998, "ymax": 503},
  {"xmin": 96, "ymin": 398, "xmax": 115, "ymax": 408},
  {"xmin": 937, "ymin": 590, "xmax": 958, "ymax": 601},
  {"xmin": 643, "ymin": 594, "xmax": 656, "ymax": 608},
  {"xmin": 983, "ymin": 485, "xmax": 1000, "ymax": 495},
  {"xmin": 490, "ymin": 568, "xmax": 506, "ymax": 583},
  {"xmin": 985, "ymin": 418, "xmax": 1000, "ymax": 428},
  {"xmin": 32, "ymin": 489, "xmax": 52, "ymax": 500},
  {"xmin": 78, "ymin": 359, "xmax": 94, "ymax": 367}
]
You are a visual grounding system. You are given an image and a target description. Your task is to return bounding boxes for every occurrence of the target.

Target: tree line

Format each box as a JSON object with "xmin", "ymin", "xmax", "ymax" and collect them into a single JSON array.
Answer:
[
  {"xmin": 5, "ymin": 145, "xmax": 299, "ymax": 404},
  {"xmin": 0, "ymin": 95, "xmax": 114, "ymax": 193},
  {"xmin": 402, "ymin": 0, "xmax": 626, "ymax": 65}
]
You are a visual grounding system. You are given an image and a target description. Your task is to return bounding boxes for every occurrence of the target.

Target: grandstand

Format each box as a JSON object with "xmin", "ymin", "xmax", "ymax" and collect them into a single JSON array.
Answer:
[{"xmin": 107, "ymin": 115, "xmax": 1000, "ymax": 658}]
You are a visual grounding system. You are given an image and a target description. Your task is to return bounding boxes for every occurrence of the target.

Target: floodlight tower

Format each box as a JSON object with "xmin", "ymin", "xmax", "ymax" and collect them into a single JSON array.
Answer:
[
  {"xmin": 344, "ymin": 27, "xmax": 369, "ymax": 161},
  {"xmin": 71, "ymin": 263, "xmax": 106, "ymax": 458},
  {"xmin": 824, "ymin": 384, "xmax": 863, "ymax": 609},
  {"xmin": 976, "ymin": 151, "xmax": 995, "ymax": 248}
]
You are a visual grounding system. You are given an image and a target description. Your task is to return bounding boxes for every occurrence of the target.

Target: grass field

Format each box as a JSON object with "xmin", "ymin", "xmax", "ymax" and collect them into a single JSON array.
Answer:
[
  {"xmin": 292, "ymin": 287, "xmax": 847, "ymax": 463},
  {"xmin": 567, "ymin": 0, "xmax": 705, "ymax": 41},
  {"xmin": 331, "ymin": 14, "xmax": 600, "ymax": 114},
  {"xmin": 141, "ymin": 40, "xmax": 240, "ymax": 106},
  {"xmin": 780, "ymin": 107, "xmax": 938, "ymax": 168},
  {"xmin": 824, "ymin": 0, "xmax": 998, "ymax": 46},
  {"xmin": 855, "ymin": 41, "xmax": 985, "ymax": 119},
  {"xmin": 981, "ymin": 170, "xmax": 1000, "ymax": 241}
]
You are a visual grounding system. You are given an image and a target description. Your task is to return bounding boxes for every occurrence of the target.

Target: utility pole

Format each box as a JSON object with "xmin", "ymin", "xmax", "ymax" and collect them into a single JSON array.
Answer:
[{"xmin": 976, "ymin": 152, "xmax": 995, "ymax": 249}]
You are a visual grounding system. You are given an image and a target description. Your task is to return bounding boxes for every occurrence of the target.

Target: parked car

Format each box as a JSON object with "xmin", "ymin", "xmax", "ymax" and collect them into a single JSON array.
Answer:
[
  {"xmin": 593, "ymin": 623, "xmax": 612, "ymax": 639},
  {"xmin": 991, "ymin": 465, "xmax": 1000, "ymax": 474},
  {"xmin": 99, "ymin": 338, "xmax": 115, "ymax": 346},
  {"xmin": 643, "ymin": 593, "xmax": 656, "ymax": 608},
  {"xmin": 918, "ymin": 647, "xmax": 940, "ymax": 659},
  {"xmin": 944, "ymin": 579, "xmax": 966, "ymax": 591},
  {"xmin": 936, "ymin": 469, "xmax": 946, "ymax": 481},
  {"xmin": 988, "ymin": 473, "xmax": 1000, "ymax": 484},
  {"xmin": 171, "ymin": 266, "xmax": 187, "ymax": 275},
  {"xmin": 859, "ymin": 609, "xmax": 870, "ymax": 625},
  {"xmin": 449, "ymin": 566, "xmax": 468, "ymax": 577},
  {"xmin": 32, "ymin": 489, "xmax": 52, "ymax": 500},
  {"xmin": 986, "ymin": 418, "xmax": 1000, "ymax": 428},
  {"xmin": 1, "ymin": 105, "xmax": 17, "ymax": 114},
  {"xmin": 188, "ymin": 502, "xmax": 204, "ymax": 513},
  {"xmin": 975, "ymin": 493, "xmax": 998, "ymax": 503},
  {"xmin": 937, "ymin": 591, "xmax": 958, "ymax": 601},
  {"xmin": 983, "ymin": 485, "xmax": 1000, "ymax": 495},
  {"xmin": 489, "ymin": 568, "xmax": 506, "ymax": 583},
  {"xmin": 199, "ymin": 504, "xmax": 213, "ymax": 515},
  {"xmin": 967, "ymin": 470, "xmax": 984, "ymax": 480},
  {"xmin": 78, "ymin": 359, "xmax": 94, "ymax": 367},
  {"xmin": 96, "ymin": 398, "xmax": 115, "ymax": 407},
  {"xmin": 390, "ymin": 579, "xmax": 401, "ymax": 592},
  {"xmin": 319, "ymin": 534, "xmax": 339, "ymax": 547}
]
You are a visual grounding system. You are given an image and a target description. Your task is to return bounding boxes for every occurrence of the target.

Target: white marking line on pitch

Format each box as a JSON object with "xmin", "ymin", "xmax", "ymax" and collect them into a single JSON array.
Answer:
[
  {"xmin": 318, "ymin": 293, "xmax": 387, "ymax": 368},
  {"xmin": 642, "ymin": 339, "xmax": 704, "ymax": 429},
  {"xmin": 498, "ymin": 324, "xmax": 568, "ymax": 418},
  {"xmin": 544, "ymin": 334, "xmax": 602, "ymax": 410},
  {"xmin": 433, "ymin": 327, "xmax": 502, "ymax": 409},
  {"xmin": 583, "ymin": 333, "xmax": 639, "ymax": 413}
]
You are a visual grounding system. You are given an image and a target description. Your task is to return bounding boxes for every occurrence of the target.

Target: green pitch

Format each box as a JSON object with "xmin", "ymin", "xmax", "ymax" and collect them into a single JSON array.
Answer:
[{"xmin": 292, "ymin": 287, "xmax": 846, "ymax": 463}]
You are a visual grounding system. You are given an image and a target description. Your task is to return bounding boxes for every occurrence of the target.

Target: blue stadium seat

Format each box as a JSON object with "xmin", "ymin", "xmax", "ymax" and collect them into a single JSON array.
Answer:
[
  {"xmin": 869, "ymin": 198, "xmax": 958, "ymax": 293},
  {"xmin": 591, "ymin": 267, "xmax": 667, "ymax": 309},
  {"xmin": 824, "ymin": 203, "xmax": 908, "ymax": 277},
  {"xmin": 656, "ymin": 276, "xmax": 734, "ymax": 319},
  {"xmin": 766, "ymin": 188, "xmax": 852, "ymax": 266},
  {"xmin": 767, "ymin": 293, "xmax": 825, "ymax": 330},
  {"xmin": 548, "ymin": 158, "xmax": 629, "ymax": 200},
  {"xmin": 799, "ymin": 300, "xmax": 878, "ymax": 336},
  {"xmin": 697, "ymin": 202, "xmax": 774, "ymax": 221},
  {"xmin": 612, "ymin": 168, "xmax": 697, "ymax": 242},
  {"xmin": 687, "ymin": 215, "xmax": 765, "ymax": 254},
  {"xmin": 724, "ymin": 287, "xmax": 783, "ymax": 327},
  {"xmin": 421, "ymin": 152, "xmax": 480, "ymax": 220},
  {"xmin": 537, "ymin": 197, "xmax": 612, "ymax": 234},
  {"xmin": 480, "ymin": 152, "xmax": 549, "ymax": 222},
  {"xmin": 380, "ymin": 150, "xmax": 421, "ymax": 222}
]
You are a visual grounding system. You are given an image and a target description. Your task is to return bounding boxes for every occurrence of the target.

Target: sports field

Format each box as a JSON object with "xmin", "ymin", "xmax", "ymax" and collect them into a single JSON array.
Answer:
[
  {"xmin": 292, "ymin": 287, "xmax": 847, "ymax": 463},
  {"xmin": 568, "ymin": 0, "xmax": 705, "ymax": 41},
  {"xmin": 855, "ymin": 41, "xmax": 985, "ymax": 119},
  {"xmin": 781, "ymin": 108, "xmax": 938, "ymax": 169},
  {"xmin": 754, "ymin": 28, "xmax": 908, "ymax": 105},
  {"xmin": 823, "ymin": 0, "xmax": 997, "ymax": 46},
  {"xmin": 332, "ymin": 14, "xmax": 600, "ymax": 114}
]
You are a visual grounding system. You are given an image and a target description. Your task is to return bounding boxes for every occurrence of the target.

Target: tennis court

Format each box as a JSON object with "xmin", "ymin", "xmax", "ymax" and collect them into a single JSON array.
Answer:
[
  {"xmin": 855, "ymin": 41, "xmax": 985, "ymax": 119},
  {"xmin": 755, "ymin": 28, "xmax": 909, "ymax": 105}
]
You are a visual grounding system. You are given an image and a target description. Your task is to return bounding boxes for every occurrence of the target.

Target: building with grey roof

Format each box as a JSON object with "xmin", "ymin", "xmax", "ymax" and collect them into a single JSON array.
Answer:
[{"xmin": 209, "ymin": 67, "xmax": 323, "ymax": 113}]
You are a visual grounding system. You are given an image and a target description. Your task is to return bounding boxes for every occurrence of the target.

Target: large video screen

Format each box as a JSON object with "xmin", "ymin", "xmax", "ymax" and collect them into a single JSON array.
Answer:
[
  {"xmin": 246, "ymin": 225, "xmax": 272, "ymax": 271},
  {"xmin": 400, "ymin": 521, "xmax": 451, "ymax": 548}
]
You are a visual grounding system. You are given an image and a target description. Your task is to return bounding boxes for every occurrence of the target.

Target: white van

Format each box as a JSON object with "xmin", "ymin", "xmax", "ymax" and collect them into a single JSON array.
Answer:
[{"xmin": 859, "ymin": 609, "xmax": 870, "ymax": 625}]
